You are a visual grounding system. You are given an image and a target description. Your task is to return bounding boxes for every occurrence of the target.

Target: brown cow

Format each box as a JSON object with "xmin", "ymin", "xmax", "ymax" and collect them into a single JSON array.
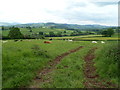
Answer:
[{"xmin": 44, "ymin": 41, "xmax": 52, "ymax": 44}]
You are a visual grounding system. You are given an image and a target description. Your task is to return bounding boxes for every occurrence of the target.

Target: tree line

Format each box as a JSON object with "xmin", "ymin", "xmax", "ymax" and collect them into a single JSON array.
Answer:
[{"xmin": 2, "ymin": 27, "xmax": 115, "ymax": 40}]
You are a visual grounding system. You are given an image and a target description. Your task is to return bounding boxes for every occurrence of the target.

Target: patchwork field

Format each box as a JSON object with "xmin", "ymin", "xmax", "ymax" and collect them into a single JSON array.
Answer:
[
  {"xmin": 2, "ymin": 39, "xmax": 119, "ymax": 88},
  {"xmin": 52, "ymin": 33, "xmax": 120, "ymax": 41},
  {"xmin": 2, "ymin": 28, "xmax": 73, "ymax": 36}
]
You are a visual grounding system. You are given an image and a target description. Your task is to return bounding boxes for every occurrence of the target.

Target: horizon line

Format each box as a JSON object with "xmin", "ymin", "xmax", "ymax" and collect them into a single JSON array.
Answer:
[{"xmin": 0, "ymin": 21, "xmax": 117, "ymax": 27}]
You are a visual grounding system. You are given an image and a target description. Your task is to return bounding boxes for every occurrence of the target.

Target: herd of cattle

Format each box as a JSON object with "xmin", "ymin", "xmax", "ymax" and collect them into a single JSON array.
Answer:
[
  {"xmin": 92, "ymin": 41, "xmax": 105, "ymax": 43},
  {"xmin": 1, "ymin": 39, "xmax": 105, "ymax": 44}
]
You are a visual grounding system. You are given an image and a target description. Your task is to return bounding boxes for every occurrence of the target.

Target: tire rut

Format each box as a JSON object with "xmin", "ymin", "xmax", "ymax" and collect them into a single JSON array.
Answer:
[
  {"xmin": 83, "ymin": 47, "xmax": 117, "ymax": 88},
  {"xmin": 29, "ymin": 46, "xmax": 83, "ymax": 88}
]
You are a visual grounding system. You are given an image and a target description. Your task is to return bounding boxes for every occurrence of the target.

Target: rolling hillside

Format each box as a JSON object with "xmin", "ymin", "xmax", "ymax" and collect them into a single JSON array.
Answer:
[{"xmin": 0, "ymin": 22, "xmax": 113, "ymax": 30}]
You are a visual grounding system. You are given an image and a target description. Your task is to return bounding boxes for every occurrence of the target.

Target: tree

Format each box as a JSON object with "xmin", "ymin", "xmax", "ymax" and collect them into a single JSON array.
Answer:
[
  {"xmin": 29, "ymin": 29, "xmax": 32, "ymax": 32},
  {"xmin": 107, "ymin": 28, "xmax": 114, "ymax": 37},
  {"xmin": 70, "ymin": 32, "xmax": 77, "ymax": 36},
  {"xmin": 64, "ymin": 31, "xmax": 67, "ymax": 33},
  {"xmin": 101, "ymin": 28, "xmax": 114, "ymax": 37},
  {"xmin": 56, "ymin": 32, "xmax": 62, "ymax": 37},
  {"xmin": 101, "ymin": 30, "xmax": 108, "ymax": 37},
  {"xmin": 2, "ymin": 26, "xmax": 4, "ymax": 30},
  {"xmin": 26, "ymin": 26, "xmax": 31, "ymax": 29},
  {"xmin": 39, "ymin": 32, "xmax": 44, "ymax": 35},
  {"xmin": 8, "ymin": 27, "xmax": 23, "ymax": 39},
  {"xmin": 78, "ymin": 31, "xmax": 82, "ymax": 34},
  {"xmin": 49, "ymin": 32, "xmax": 55, "ymax": 37}
]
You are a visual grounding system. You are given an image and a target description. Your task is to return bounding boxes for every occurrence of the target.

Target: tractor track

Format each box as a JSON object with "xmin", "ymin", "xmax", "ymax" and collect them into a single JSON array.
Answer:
[
  {"xmin": 29, "ymin": 46, "xmax": 83, "ymax": 88},
  {"xmin": 83, "ymin": 47, "xmax": 117, "ymax": 88}
]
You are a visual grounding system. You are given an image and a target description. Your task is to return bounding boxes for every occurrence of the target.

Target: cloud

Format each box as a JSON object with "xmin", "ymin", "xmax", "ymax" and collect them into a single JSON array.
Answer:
[
  {"xmin": 93, "ymin": 2, "xmax": 118, "ymax": 7},
  {"xmin": 44, "ymin": 0, "xmax": 118, "ymax": 25},
  {"xmin": 0, "ymin": 0, "xmax": 118, "ymax": 26}
]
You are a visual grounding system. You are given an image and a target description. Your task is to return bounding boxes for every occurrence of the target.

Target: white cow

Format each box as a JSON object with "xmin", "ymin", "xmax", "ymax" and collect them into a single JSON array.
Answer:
[
  {"xmin": 101, "ymin": 41, "xmax": 105, "ymax": 43},
  {"xmin": 68, "ymin": 40, "xmax": 73, "ymax": 41},
  {"xmin": 2, "ymin": 41, "xmax": 8, "ymax": 43},
  {"xmin": 92, "ymin": 41, "xmax": 97, "ymax": 43}
]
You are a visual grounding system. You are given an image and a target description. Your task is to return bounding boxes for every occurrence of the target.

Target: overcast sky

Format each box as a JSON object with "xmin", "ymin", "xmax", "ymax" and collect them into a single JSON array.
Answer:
[{"xmin": 0, "ymin": 0, "xmax": 119, "ymax": 26}]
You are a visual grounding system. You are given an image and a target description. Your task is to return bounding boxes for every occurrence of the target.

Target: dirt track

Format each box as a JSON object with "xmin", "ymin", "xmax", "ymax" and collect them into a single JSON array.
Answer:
[
  {"xmin": 29, "ymin": 46, "xmax": 83, "ymax": 88},
  {"xmin": 28, "ymin": 46, "xmax": 117, "ymax": 88},
  {"xmin": 83, "ymin": 47, "xmax": 117, "ymax": 88}
]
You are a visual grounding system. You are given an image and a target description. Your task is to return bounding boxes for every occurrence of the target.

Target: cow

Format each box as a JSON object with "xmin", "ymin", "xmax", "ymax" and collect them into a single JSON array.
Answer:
[
  {"xmin": 49, "ymin": 38, "xmax": 53, "ymax": 40},
  {"xmin": 14, "ymin": 40, "xmax": 19, "ymax": 42},
  {"xmin": 92, "ymin": 41, "xmax": 97, "ymax": 43},
  {"xmin": 68, "ymin": 40, "xmax": 73, "ymax": 41},
  {"xmin": 101, "ymin": 41, "xmax": 105, "ymax": 43},
  {"xmin": 2, "ymin": 41, "xmax": 8, "ymax": 43},
  {"xmin": 44, "ymin": 41, "xmax": 52, "ymax": 44}
]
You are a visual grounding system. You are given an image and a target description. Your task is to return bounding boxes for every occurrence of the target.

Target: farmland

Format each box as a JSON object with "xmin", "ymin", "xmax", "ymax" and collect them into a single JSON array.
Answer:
[
  {"xmin": 2, "ymin": 28, "xmax": 73, "ymax": 36},
  {"xmin": 2, "ymin": 38, "xmax": 119, "ymax": 88},
  {"xmin": 1, "ymin": 24, "xmax": 119, "ymax": 88},
  {"xmin": 52, "ymin": 33, "xmax": 120, "ymax": 41},
  {"xmin": 0, "ymin": 0, "xmax": 119, "ymax": 88},
  {"xmin": 2, "ymin": 40, "xmax": 85, "ymax": 88}
]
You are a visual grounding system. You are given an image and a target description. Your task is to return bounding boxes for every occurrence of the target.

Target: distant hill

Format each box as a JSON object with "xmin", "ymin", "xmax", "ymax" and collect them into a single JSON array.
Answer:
[
  {"xmin": 0, "ymin": 22, "xmax": 20, "ymax": 26},
  {"xmin": 0, "ymin": 22, "xmax": 114, "ymax": 30},
  {"xmin": 42, "ymin": 23, "xmax": 112, "ymax": 30},
  {"xmin": 47, "ymin": 23, "xmax": 110, "ymax": 30}
]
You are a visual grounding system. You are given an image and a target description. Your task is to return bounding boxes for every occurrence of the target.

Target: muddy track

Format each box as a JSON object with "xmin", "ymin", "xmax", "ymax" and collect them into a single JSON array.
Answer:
[
  {"xmin": 83, "ymin": 47, "xmax": 117, "ymax": 88},
  {"xmin": 29, "ymin": 46, "xmax": 83, "ymax": 88}
]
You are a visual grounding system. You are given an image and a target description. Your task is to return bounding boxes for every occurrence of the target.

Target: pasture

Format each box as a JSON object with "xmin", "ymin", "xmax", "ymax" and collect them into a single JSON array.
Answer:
[
  {"xmin": 52, "ymin": 34, "xmax": 119, "ymax": 41},
  {"xmin": 2, "ymin": 28, "xmax": 73, "ymax": 36},
  {"xmin": 2, "ymin": 38, "xmax": 119, "ymax": 88},
  {"xmin": 2, "ymin": 40, "xmax": 85, "ymax": 88}
]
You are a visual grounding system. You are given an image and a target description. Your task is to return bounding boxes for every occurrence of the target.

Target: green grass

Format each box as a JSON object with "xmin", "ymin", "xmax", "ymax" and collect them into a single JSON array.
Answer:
[
  {"xmin": 52, "ymin": 35, "xmax": 102, "ymax": 39},
  {"xmin": 112, "ymin": 33, "xmax": 119, "ymax": 37},
  {"xmin": 2, "ymin": 28, "xmax": 73, "ymax": 36},
  {"xmin": 2, "ymin": 40, "xmax": 83, "ymax": 88},
  {"xmin": 73, "ymin": 37, "xmax": 119, "ymax": 41},
  {"xmin": 30, "ymin": 41, "xmax": 118, "ymax": 88},
  {"xmin": 39, "ymin": 41, "xmax": 98, "ymax": 88},
  {"xmin": 51, "ymin": 34, "xmax": 120, "ymax": 41},
  {"xmin": 94, "ymin": 41, "xmax": 119, "ymax": 86},
  {"xmin": 2, "ymin": 39, "xmax": 119, "ymax": 88}
]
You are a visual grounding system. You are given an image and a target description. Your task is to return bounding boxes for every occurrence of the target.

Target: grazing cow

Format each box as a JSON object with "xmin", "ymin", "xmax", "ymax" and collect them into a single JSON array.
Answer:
[
  {"xmin": 2, "ymin": 41, "xmax": 8, "ymax": 43},
  {"xmin": 101, "ymin": 41, "xmax": 105, "ymax": 43},
  {"xmin": 44, "ymin": 41, "xmax": 52, "ymax": 44},
  {"xmin": 49, "ymin": 38, "xmax": 52, "ymax": 40},
  {"xmin": 14, "ymin": 40, "xmax": 19, "ymax": 42},
  {"xmin": 68, "ymin": 40, "xmax": 73, "ymax": 41},
  {"xmin": 92, "ymin": 41, "xmax": 97, "ymax": 43}
]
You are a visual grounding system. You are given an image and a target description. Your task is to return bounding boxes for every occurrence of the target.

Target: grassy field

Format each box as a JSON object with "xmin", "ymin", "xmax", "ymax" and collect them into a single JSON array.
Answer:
[
  {"xmin": 2, "ymin": 28, "xmax": 73, "ymax": 36},
  {"xmin": 94, "ymin": 41, "xmax": 119, "ymax": 85},
  {"xmin": 38, "ymin": 42, "xmax": 97, "ymax": 88},
  {"xmin": 33, "ymin": 41, "xmax": 119, "ymax": 88},
  {"xmin": 52, "ymin": 35, "xmax": 102, "ymax": 39},
  {"xmin": 52, "ymin": 34, "xmax": 120, "ymax": 41},
  {"xmin": 73, "ymin": 37, "xmax": 119, "ymax": 41},
  {"xmin": 2, "ymin": 40, "xmax": 84, "ymax": 88},
  {"xmin": 2, "ymin": 38, "xmax": 119, "ymax": 88}
]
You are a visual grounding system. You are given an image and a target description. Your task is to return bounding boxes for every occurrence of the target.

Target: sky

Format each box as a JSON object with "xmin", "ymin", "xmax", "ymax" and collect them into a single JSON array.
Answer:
[{"xmin": 0, "ymin": 0, "xmax": 119, "ymax": 26}]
